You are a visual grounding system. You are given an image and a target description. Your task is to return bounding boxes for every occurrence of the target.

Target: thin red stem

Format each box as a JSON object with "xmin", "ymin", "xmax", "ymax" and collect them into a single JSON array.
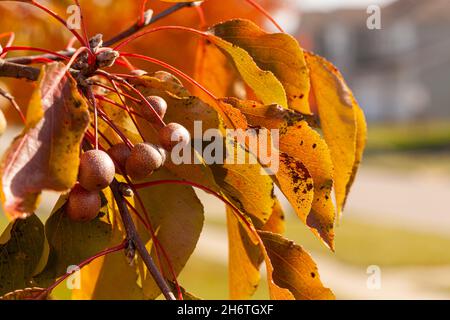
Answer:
[
  {"xmin": 74, "ymin": 0, "xmax": 90, "ymax": 48},
  {"xmin": 30, "ymin": 57, "xmax": 55, "ymax": 64},
  {"xmin": 128, "ymin": 187, "xmax": 183, "ymax": 300},
  {"xmin": 95, "ymin": 95, "xmax": 144, "ymax": 119},
  {"xmin": 116, "ymin": 79, "xmax": 167, "ymax": 128},
  {"xmin": 93, "ymin": 82, "xmax": 142, "ymax": 103},
  {"xmin": 120, "ymin": 52, "xmax": 218, "ymax": 101},
  {"xmin": 82, "ymin": 134, "xmax": 179, "ymax": 299},
  {"xmin": 93, "ymin": 103, "xmax": 133, "ymax": 148},
  {"xmin": 92, "ymin": 79, "xmax": 181, "ymax": 299},
  {"xmin": 133, "ymin": 180, "xmax": 258, "ymax": 237},
  {"xmin": 138, "ymin": 0, "xmax": 149, "ymax": 26},
  {"xmin": 34, "ymin": 241, "xmax": 127, "ymax": 299},
  {"xmin": 9, "ymin": 98, "xmax": 26, "ymax": 124},
  {"xmin": 110, "ymin": 79, "xmax": 147, "ymax": 139},
  {"xmin": 244, "ymin": 0, "xmax": 285, "ymax": 33},
  {"xmin": 65, "ymin": 36, "xmax": 78, "ymax": 50},
  {"xmin": 30, "ymin": 0, "xmax": 88, "ymax": 47},
  {"xmin": 1, "ymin": 46, "xmax": 70, "ymax": 61},
  {"xmin": 113, "ymin": 25, "xmax": 206, "ymax": 51},
  {"xmin": 119, "ymin": 56, "xmax": 138, "ymax": 71}
]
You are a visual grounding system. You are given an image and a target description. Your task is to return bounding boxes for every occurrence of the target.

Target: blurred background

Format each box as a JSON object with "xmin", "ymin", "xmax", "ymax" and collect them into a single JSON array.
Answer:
[{"xmin": 1, "ymin": 0, "xmax": 450, "ymax": 299}]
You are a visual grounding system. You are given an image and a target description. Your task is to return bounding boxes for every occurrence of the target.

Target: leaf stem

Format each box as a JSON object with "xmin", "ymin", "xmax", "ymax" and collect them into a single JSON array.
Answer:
[
  {"xmin": 119, "ymin": 52, "xmax": 218, "ymax": 101},
  {"xmin": 1, "ymin": 46, "xmax": 70, "ymax": 61},
  {"xmin": 243, "ymin": 0, "xmax": 285, "ymax": 33}
]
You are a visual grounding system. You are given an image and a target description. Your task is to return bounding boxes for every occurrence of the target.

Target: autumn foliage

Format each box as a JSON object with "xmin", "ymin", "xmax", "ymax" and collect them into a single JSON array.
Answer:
[{"xmin": 0, "ymin": 0, "xmax": 366, "ymax": 300}]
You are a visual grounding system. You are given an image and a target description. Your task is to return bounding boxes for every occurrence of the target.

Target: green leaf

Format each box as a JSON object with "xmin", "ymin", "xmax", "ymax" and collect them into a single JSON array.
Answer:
[
  {"xmin": 0, "ymin": 215, "xmax": 45, "ymax": 296},
  {"xmin": 211, "ymin": 19, "xmax": 311, "ymax": 114},
  {"xmin": 0, "ymin": 63, "xmax": 90, "ymax": 219}
]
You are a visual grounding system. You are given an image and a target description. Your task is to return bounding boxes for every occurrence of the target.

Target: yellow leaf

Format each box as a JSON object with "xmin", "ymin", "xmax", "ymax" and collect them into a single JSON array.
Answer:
[
  {"xmin": 280, "ymin": 124, "xmax": 335, "ymax": 249},
  {"xmin": 259, "ymin": 231, "xmax": 335, "ymax": 300},
  {"xmin": 345, "ymin": 105, "xmax": 367, "ymax": 208},
  {"xmin": 226, "ymin": 208, "xmax": 262, "ymax": 300},
  {"xmin": 224, "ymin": 98, "xmax": 335, "ymax": 248},
  {"xmin": 262, "ymin": 198, "xmax": 285, "ymax": 235},
  {"xmin": 194, "ymin": 39, "xmax": 240, "ymax": 99},
  {"xmin": 205, "ymin": 32, "xmax": 288, "ymax": 108},
  {"xmin": 211, "ymin": 19, "xmax": 311, "ymax": 114},
  {"xmin": 306, "ymin": 52, "xmax": 360, "ymax": 214},
  {"xmin": 276, "ymin": 153, "xmax": 314, "ymax": 224}
]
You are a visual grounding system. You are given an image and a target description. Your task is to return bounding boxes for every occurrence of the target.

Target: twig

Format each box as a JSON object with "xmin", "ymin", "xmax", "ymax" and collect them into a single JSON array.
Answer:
[
  {"xmin": 103, "ymin": 2, "xmax": 193, "ymax": 47},
  {"xmin": 110, "ymin": 178, "xmax": 176, "ymax": 300},
  {"xmin": 0, "ymin": 58, "xmax": 40, "ymax": 81}
]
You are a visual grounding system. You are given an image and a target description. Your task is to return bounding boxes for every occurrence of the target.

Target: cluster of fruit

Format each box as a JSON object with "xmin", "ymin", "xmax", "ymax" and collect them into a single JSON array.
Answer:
[{"xmin": 66, "ymin": 96, "xmax": 191, "ymax": 222}]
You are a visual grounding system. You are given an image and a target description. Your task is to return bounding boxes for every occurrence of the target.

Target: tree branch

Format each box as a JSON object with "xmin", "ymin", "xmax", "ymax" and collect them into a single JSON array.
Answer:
[
  {"xmin": 103, "ymin": 2, "xmax": 193, "ymax": 47},
  {"xmin": 0, "ymin": 59, "xmax": 40, "ymax": 81},
  {"xmin": 110, "ymin": 178, "xmax": 176, "ymax": 301}
]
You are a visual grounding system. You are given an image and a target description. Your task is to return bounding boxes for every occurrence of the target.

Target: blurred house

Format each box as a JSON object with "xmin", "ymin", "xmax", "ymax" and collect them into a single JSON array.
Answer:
[{"xmin": 297, "ymin": 0, "xmax": 450, "ymax": 122}]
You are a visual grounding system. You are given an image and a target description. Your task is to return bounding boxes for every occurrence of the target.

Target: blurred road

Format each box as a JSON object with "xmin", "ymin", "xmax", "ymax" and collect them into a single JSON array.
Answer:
[{"xmin": 346, "ymin": 166, "xmax": 450, "ymax": 235}]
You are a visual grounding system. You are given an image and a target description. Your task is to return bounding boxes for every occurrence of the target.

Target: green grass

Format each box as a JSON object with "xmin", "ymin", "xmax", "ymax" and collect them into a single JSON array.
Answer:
[
  {"xmin": 367, "ymin": 120, "xmax": 450, "ymax": 153},
  {"xmin": 362, "ymin": 152, "xmax": 450, "ymax": 174},
  {"xmin": 285, "ymin": 214, "xmax": 450, "ymax": 267}
]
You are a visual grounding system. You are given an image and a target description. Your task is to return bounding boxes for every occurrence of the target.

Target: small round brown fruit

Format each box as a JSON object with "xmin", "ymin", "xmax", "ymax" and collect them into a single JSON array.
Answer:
[
  {"xmin": 66, "ymin": 184, "xmax": 101, "ymax": 222},
  {"xmin": 125, "ymin": 143, "xmax": 163, "ymax": 181},
  {"xmin": 78, "ymin": 149, "xmax": 115, "ymax": 191},
  {"xmin": 107, "ymin": 143, "xmax": 131, "ymax": 171},
  {"xmin": 143, "ymin": 96, "xmax": 168, "ymax": 122},
  {"xmin": 159, "ymin": 123, "xmax": 191, "ymax": 151}
]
